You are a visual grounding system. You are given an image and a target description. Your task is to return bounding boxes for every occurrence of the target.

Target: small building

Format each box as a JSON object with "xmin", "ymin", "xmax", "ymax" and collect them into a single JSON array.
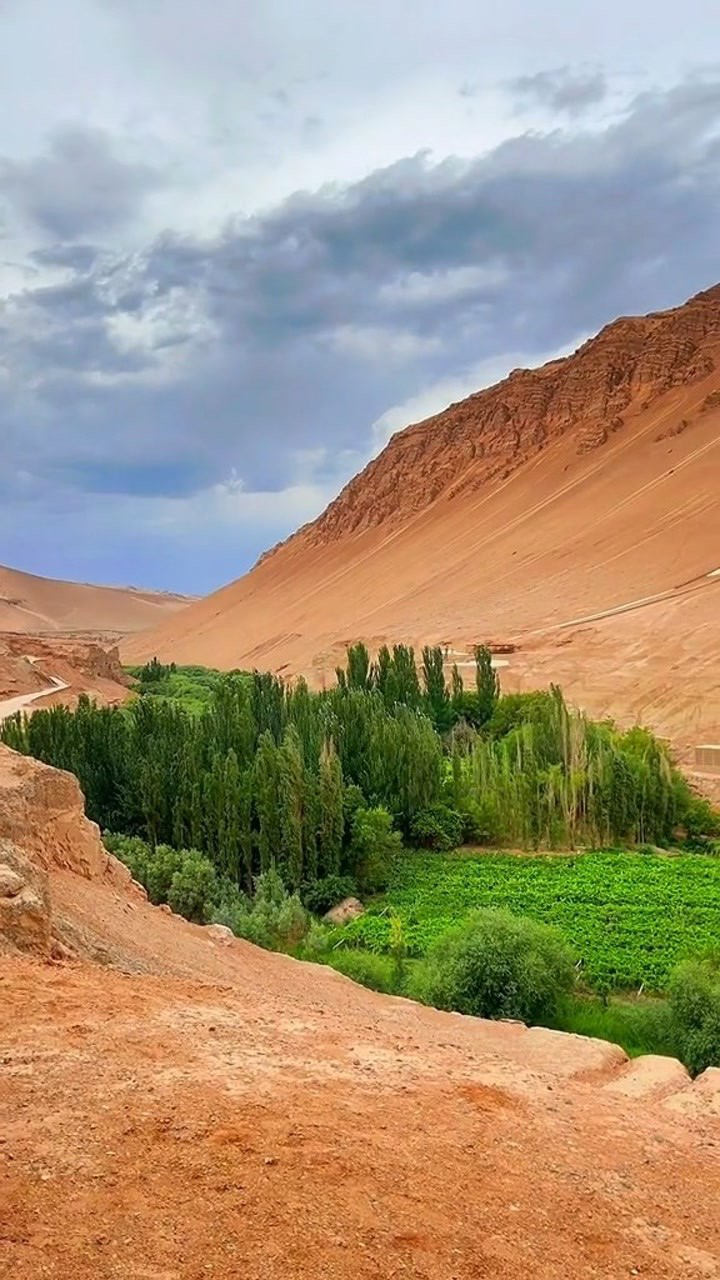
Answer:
[{"xmin": 695, "ymin": 744, "xmax": 720, "ymax": 772}]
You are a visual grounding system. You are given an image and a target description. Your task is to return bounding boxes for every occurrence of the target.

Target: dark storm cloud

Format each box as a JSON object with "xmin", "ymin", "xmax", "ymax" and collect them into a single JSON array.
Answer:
[
  {"xmin": 0, "ymin": 126, "xmax": 164, "ymax": 238},
  {"xmin": 2, "ymin": 75, "xmax": 720, "ymax": 511},
  {"xmin": 509, "ymin": 66, "xmax": 609, "ymax": 115}
]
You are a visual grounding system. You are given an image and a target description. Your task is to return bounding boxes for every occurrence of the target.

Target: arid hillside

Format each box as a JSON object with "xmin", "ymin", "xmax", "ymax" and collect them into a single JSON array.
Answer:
[
  {"xmin": 124, "ymin": 285, "xmax": 720, "ymax": 761},
  {"xmin": 0, "ymin": 633, "xmax": 133, "ymax": 721},
  {"xmin": 1, "ymin": 741, "xmax": 720, "ymax": 1279},
  {"xmin": 0, "ymin": 562, "xmax": 191, "ymax": 635}
]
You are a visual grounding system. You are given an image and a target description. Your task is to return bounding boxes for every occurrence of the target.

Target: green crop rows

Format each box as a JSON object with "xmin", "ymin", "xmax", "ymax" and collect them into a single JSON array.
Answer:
[{"xmin": 339, "ymin": 851, "xmax": 720, "ymax": 992}]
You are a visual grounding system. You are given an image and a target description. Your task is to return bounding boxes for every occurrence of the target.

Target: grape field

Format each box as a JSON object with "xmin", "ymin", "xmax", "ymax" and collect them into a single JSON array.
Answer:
[{"xmin": 340, "ymin": 850, "xmax": 720, "ymax": 991}]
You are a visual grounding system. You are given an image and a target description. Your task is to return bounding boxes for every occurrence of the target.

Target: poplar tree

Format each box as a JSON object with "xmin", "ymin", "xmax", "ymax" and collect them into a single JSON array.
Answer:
[
  {"xmin": 253, "ymin": 731, "xmax": 282, "ymax": 871},
  {"xmin": 279, "ymin": 726, "xmax": 305, "ymax": 889},
  {"xmin": 317, "ymin": 740, "xmax": 344, "ymax": 876},
  {"xmin": 422, "ymin": 645, "xmax": 452, "ymax": 731},
  {"xmin": 474, "ymin": 645, "xmax": 499, "ymax": 725}
]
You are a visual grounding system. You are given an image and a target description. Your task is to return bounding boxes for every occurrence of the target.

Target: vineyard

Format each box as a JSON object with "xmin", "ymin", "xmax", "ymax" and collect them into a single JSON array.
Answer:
[{"xmin": 337, "ymin": 850, "xmax": 720, "ymax": 991}]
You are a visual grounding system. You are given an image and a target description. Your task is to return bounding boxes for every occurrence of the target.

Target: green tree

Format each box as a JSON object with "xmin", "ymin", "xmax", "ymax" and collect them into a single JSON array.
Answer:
[
  {"xmin": 278, "ymin": 726, "xmax": 305, "ymax": 889},
  {"xmin": 317, "ymin": 740, "xmax": 344, "ymax": 876},
  {"xmin": 409, "ymin": 908, "xmax": 576, "ymax": 1023},
  {"xmin": 253, "ymin": 731, "xmax": 282, "ymax": 872},
  {"xmin": 422, "ymin": 645, "xmax": 452, "ymax": 731},
  {"xmin": 669, "ymin": 956, "xmax": 720, "ymax": 1075},
  {"xmin": 350, "ymin": 805, "xmax": 403, "ymax": 893},
  {"xmin": 474, "ymin": 645, "xmax": 499, "ymax": 726},
  {"xmin": 168, "ymin": 854, "xmax": 217, "ymax": 923}
]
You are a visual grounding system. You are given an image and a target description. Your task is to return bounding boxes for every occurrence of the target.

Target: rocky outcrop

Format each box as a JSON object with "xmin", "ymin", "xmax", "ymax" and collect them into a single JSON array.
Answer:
[
  {"xmin": 324, "ymin": 896, "xmax": 365, "ymax": 925},
  {"xmin": 0, "ymin": 743, "xmax": 134, "ymax": 956},
  {"xmin": 260, "ymin": 283, "xmax": 720, "ymax": 557},
  {"xmin": 0, "ymin": 840, "xmax": 51, "ymax": 956},
  {"xmin": 0, "ymin": 744, "xmax": 130, "ymax": 889}
]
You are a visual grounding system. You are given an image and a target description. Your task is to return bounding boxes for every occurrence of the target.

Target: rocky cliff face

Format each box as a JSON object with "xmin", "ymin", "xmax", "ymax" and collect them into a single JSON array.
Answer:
[
  {"xmin": 263, "ymin": 284, "xmax": 720, "ymax": 556},
  {"xmin": 0, "ymin": 633, "xmax": 132, "ymax": 704},
  {"xmin": 0, "ymin": 743, "xmax": 130, "ymax": 955}
]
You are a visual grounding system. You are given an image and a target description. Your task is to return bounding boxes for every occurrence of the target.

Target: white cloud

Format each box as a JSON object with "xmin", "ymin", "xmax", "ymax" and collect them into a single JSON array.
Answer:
[
  {"xmin": 379, "ymin": 264, "xmax": 509, "ymax": 306},
  {"xmin": 327, "ymin": 324, "xmax": 442, "ymax": 362}
]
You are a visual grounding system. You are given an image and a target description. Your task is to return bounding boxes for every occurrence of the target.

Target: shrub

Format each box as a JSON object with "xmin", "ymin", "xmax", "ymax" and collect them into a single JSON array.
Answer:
[
  {"xmin": 106, "ymin": 832, "xmax": 217, "ymax": 924},
  {"xmin": 410, "ymin": 804, "xmax": 464, "ymax": 851},
  {"xmin": 103, "ymin": 832, "xmax": 150, "ymax": 884},
  {"xmin": 144, "ymin": 845, "xmax": 186, "ymax": 906},
  {"xmin": 167, "ymin": 854, "xmax": 217, "ymax": 924},
  {"xmin": 408, "ymin": 908, "xmax": 577, "ymax": 1023},
  {"xmin": 298, "ymin": 921, "xmax": 336, "ymax": 959},
  {"xmin": 668, "ymin": 956, "xmax": 720, "ymax": 1074},
  {"xmin": 680, "ymin": 793, "xmax": 720, "ymax": 845},
  {"xmin": 212, "ymin": 867, "xmax": 310, "ymax": 951},
  {"xmin": 457, "ymin": 798, "xmax": 503, "ymax": 846},
  {"xmin": 325, "ymin": 948, "xmax": 401, "ymax": 994},
  {"xmin": 350, "ymin": 806, "xmax": 403, "ymax": 894},
  {"xmin": 485, "ymin": 691, "xmax": 555, "ymax": 740},
  {"xmin": 302, "ymin": 874, "xmax": 357, "ymax": 915}
]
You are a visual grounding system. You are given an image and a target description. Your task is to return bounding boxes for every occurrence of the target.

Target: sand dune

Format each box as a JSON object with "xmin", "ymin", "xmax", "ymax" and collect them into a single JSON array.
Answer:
[
  {"xmin": 0, "ymin": 563, "xmax": 192, "ymax": 635},
  {"xmin": 124, "ymin": 285, "xmax": 720, "ymax": 759}
]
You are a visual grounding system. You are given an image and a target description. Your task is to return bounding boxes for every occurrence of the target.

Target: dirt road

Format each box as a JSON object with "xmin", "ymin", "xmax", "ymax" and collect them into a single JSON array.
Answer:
[{"xmin": 0, "ymin": 670, "xmax": 69, "ymax": 722}]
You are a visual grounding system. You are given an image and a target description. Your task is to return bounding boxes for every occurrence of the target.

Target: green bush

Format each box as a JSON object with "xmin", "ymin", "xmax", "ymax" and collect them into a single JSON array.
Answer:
[
  {"xmin": 302, "ymin": 874, "xmax": 357, "ymax": 915},
  {"xmin": 325, "ymin": 948, "xmax": 401, "ymax": 994},
  {"xmin": 408, "ymin": 908, "xmax": 577, "ymax": 1023},
  {"xmin": 485, "ymin": 691, "xmax": 556, "ymax": 740},
  {"xmin": 144, "ymin": 845, "xmax": 186, "ymax": 906},
  {"xmin": 681, "ymin": 793, "xmax": 720, "ymax": 844},
  {"xmin": 350, "ymin": 806, "xmax": 403, "ymax": 894},
  {"xmin": 297, "ymin": 920, "xmax": 336, "ymax": 958},
  {"xmin": 458, "ymin": 798, "xmax": 503, "ymax": 845},
  {"xmin": 668, "ymin": 956, "xmax": 720, "ymax": 1074},
  {"xmin": 167, "ymin": 854, "xmax": 217, "ymax": 924},
  {"xmin": 103, "ymin": 832, "xmax": 150, "ymax": 884},
  {"xmin": 213, "ymin": 867, "xmax": 310, "ymax": 951},
  {"xmin": 105, "ymin": 833, "xmax": 217, "ymax": 924},
  {"xmin": 410, "ymin": 804, "xmax": 464, "ymax": 851}
]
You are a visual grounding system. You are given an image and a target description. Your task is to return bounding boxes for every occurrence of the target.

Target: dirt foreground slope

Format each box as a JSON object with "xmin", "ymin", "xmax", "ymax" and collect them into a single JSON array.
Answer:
[
  {"xmin": 124, "ymin": 285, "xmax": 720, "ymax": 757},
  {"xmin": 0, "ymin": 562, "xmax": 191, "ymax": 634},
  {"xmin": 2, "ymin": 744, "xmax": 720, "ymax": 1279}
]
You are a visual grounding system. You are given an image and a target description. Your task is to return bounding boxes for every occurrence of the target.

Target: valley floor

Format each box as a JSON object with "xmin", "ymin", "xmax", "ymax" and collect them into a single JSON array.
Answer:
[{"xmin": 2, "ymin": 871, "xmax": 720, "ymax": 1280}]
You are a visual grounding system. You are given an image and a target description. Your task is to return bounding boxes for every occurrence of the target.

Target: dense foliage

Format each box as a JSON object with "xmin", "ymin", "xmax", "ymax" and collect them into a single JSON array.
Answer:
[
  {"xmin": 335, "ymin": 849, "xmax": 720, "ymax": 992},
  {"xmin": 125, "ymin": 661, "xmax": 225, "ymax": 713},
  {"xmin": 104, "ymin": 832, "xmax": 219, "ymax": 923},
  {"xmin": 2, "ymin": 646, "xmax": 715, "ymax": 924},
  {"xmin": 668, "ymin": 955, "xmax": 720, "ymax": 1075},
  {"xmin": 408, "ymin": 908, "xmax": 577, "ymax": 1023},
  {"xmin": 106, "ymin": 831, "xmax": 310, "ymax": 949}
]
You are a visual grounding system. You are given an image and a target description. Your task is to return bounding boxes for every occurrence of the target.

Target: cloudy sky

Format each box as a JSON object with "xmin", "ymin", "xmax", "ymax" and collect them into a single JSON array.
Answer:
[{"xmin": 1, "ymin": 1, "xmax": 718, "ymax": 594}]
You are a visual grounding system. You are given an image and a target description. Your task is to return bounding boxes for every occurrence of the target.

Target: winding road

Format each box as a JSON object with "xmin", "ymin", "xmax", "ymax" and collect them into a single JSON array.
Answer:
[{"xmin": 0, "ymin": 658, "xmax": 69, "ymax": 723}]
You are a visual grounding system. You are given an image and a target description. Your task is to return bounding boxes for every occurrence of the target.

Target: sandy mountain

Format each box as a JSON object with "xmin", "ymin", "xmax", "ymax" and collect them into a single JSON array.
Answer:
[
  {"xmin": 2, "ymin": 740, "xmax": 720, "ymax": 1277},
  {"xmin": 0, "ymin": 562, "xmax": 192, "ymax": 635},
  {"xmin": 123, "ymin": 285, "xmax": 720, "ymax": 764}
]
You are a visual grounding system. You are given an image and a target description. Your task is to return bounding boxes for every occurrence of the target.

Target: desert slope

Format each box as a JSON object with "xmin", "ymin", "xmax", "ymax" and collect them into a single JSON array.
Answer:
[
  {"xmin": 0, "ymin": 562, "xmax": 191, "ymax": 635},
  {"xmin": 1, "ymin": 742, "xmax": 720, "ymax": 1278},
  {"xmin": 124, "ymin": 285, "xmax": 720, "ymax": 755}
]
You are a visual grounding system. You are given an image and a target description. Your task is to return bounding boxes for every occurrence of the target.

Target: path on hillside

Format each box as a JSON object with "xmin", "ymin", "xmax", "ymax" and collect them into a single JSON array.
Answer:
[
  {"xmin": 0, "ymin": 658, "xmax": 69, "ymax": 723},
  {"xmin": 526, "ymin": 568, "xmax": 720, "ymax": 638}
]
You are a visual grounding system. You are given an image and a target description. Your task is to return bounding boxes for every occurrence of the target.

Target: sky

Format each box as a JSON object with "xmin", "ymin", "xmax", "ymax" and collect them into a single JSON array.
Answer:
[{"xmin": 1, "ymin": 1, "xmax": 719, "ymax": 594}]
